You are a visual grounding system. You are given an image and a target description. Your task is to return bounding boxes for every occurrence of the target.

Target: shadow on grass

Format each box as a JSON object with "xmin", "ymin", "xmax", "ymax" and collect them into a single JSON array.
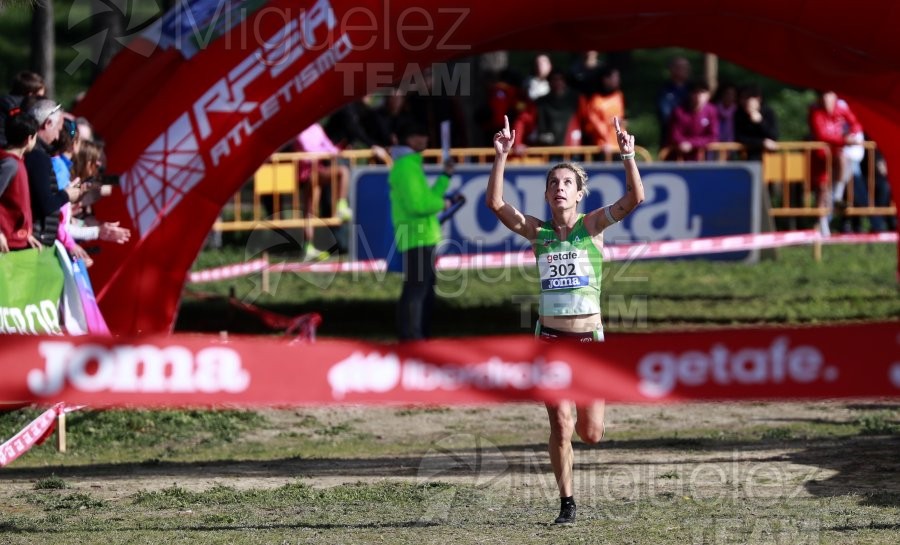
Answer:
[
  {"xmin": 174, "ymin": 295, "xmax": 845, "ymax": 338},
  {"xmin": 4, "ymin": 436, "xmax": 898, "ymax": 507},
  {"xmin": 790, "ymin": 435, "xmax": 900, "ymax": 507},
  {"xmin": 826, "ymin": 522, "xmax": 900, "ymax": 532},
  {"xmin": 174, "ymin": 298, "xmax": 532, "ymax": 338},
  {"xmin": 5, "ymin": 521, "xmax": 440, "ymax": 533}
]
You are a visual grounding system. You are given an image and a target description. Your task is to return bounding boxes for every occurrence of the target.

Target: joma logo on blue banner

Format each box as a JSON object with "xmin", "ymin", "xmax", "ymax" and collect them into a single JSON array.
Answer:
[{"xmin": 351, "ymin": 163, "xmax": 760, "ymax": 262}]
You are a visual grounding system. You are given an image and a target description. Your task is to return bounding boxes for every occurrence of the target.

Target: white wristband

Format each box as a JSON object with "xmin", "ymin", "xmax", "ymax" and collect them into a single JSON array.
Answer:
[
  {"xmin": 621, "ymin": 152, "xmax": 635, "ymax": 160},
  {"xmin": 604, "ymin": 205, "xmax": 619, "ymax": 224}
]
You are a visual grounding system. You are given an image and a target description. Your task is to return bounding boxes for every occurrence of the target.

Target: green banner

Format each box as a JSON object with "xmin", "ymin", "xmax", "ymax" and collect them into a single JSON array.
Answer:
[{"xmin": 0, "ymin": 248, "xmax": 64, "ymax": 335}]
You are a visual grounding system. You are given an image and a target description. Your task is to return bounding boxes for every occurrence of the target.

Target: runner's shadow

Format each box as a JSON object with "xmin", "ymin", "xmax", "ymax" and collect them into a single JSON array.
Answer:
[{"xmin": 788, "ymin": 435, "xmax": 900, "ymax": 507}]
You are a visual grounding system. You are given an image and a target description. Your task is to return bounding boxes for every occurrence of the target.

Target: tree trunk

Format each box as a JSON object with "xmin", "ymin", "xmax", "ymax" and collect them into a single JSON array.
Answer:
[
  {"xmin": 30, "ymin": 0, "xmax": 55, "ymax": 98},
  {"xmin": 704, "ymin": 53, "xmax": 719, "ymax": 93},
  {"xmin": 92, "ymin": 7, "xmax": 126, "ymax": 80}
]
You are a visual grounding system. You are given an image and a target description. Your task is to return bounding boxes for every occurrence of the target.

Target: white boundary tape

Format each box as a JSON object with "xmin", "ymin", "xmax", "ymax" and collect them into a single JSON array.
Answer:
[{"xmin": 187, "ymin": 230, "xmax": 897, "ymax": 281}]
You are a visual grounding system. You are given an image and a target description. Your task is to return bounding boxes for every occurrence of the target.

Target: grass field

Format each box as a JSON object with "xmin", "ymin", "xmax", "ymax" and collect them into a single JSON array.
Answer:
[
  {"xmin": 1, "ymin": 242, "xmax": 899, "ymax": 544},
  {"xmin": 177, "ymin": 243, "xmax": 900, "ymax": 338}
]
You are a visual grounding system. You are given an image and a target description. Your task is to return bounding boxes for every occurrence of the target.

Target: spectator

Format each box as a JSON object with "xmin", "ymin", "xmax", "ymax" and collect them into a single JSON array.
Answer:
[
  {"xmin": 835, "ymin": 99, "xmax": 867, "ymax": 232},
  {"xmin": 667, "ymin": 81, "xmax": 719, "ymax": 161},
  {"xmin": 406, "ymin": 65, "xmax": 468, "ymax": 148},
  {"xmin": 67, "ymin": 140, "xmax": 131, "ymax": 246},
  {"xmin": 712, "ymin": 81, "xmax": 738, "ymax": 143},
  {"xmin": 475, "ymin": 68, "xmax": 525, "ymax": 146},
  {"xmin": 578, "ymin": 65, "xmax": 626, "ymax": 152},
  {"xmin": 733, "ymin": 84, "xmax": 787, "ymax": 226},
  {"xmin": 51, "ymin": 117, "xmax": 95, "ymax": 266},
  {"xmin": 369, "ymin": 89, "xmax": 410, "ymax": 147},
  {"xmin": 656, "ymin": 56, "xmax": 692, "ymax": 147},
  {"xmin": 533, "ymin": 70, "xmax": 581, "ymax": 146},
  {"xmin": 839, "ymin": 127, "xmax": 870, "ymax": 234},
  {"xmin": 734, "ymin": 84, "xmax": 779, "ymax": 160},
  {"xmin": 323, "ymin": 99, "xmax": 390, "ymax": 163},
  {"xmin": 525, "ymin": 53, "xmax": 553, "ymax": 101},
  {"xmin": 389, "ymin": 116, "xmax": 451, "ymax": 340},
  {"xmin": 0, "ymin": 109, "xmax": 41, "ymax": 252},
  {"xmin": 0, "ymin": 71, "xmax": 46, "ymax": 148},
  {"xmin": 74, "ymin": 116, "xmax": 94, "ymax": 143},
  {"xmin": 23, "ymin": 97, "xmax": 82, "ymax": 247},
  {"xmin": 294, "ymin": 122, "xmax": 352, "ymax": 260},
  {"xmin": 808, "ymin": 90, "xmax": 863, "ymax": 234},
  {"xmin": 861, "ymin": 145, "xmax": 896, "ymax": 232},
  {"xmin": 568, "ymin": 50, "xmax": 602, "ymax": 96}
]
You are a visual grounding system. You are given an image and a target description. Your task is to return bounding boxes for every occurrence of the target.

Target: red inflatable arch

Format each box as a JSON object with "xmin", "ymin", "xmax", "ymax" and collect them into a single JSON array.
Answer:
[{"xmin": 75, "ymin": 0, "xmax": 900, "ymax": 334}]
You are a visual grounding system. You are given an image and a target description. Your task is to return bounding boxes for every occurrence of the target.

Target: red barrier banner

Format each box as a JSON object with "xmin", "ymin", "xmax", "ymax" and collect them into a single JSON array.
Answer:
[{"xmin": 0, "ymin": 323, "xmax": 897, "ymax": 407}]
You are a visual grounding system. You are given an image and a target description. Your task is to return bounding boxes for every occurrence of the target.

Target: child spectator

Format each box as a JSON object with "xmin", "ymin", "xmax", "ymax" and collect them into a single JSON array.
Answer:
[
  {"xmin": 294, "ymin": 122, "xmax": 352, "ymax": 260},
  {"xmin": 0, "ymin": 109, "xmax": 41, "ymax": 252},
  {"xmin": 0, "ymin": 71, "xmax": 46, "ymax": 148}
]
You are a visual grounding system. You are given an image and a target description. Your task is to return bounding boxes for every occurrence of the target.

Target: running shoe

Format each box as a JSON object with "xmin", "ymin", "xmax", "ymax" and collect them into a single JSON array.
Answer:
[
  {"xmin": 554, "ymin": 503, "xmax": 576, "ymax": 524},
  {"xmin": 337, "ymin": 198, "xmax": 353, "ymax": 221},
  {"xmin": 304, "ymin": 243, "xmax": 329, "ymax": 262}
]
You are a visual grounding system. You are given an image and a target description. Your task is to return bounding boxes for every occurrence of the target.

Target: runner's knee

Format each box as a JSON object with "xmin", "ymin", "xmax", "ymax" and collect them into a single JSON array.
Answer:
[{"xmin": 576, "ymin": 421, "xmax": 603, "ymax": 444}]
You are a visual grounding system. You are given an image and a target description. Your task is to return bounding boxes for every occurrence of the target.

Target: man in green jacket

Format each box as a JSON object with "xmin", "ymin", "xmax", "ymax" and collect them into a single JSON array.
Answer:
[{"xmin": 389, "ymin": 118, "xmax": 452, "ymax": 340}]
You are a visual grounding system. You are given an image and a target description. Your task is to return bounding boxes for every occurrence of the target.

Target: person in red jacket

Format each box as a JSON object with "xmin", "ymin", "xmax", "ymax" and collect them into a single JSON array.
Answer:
[
  {"xmin": 808, "ymin": 90, "xmax": 864, "ymax": 234},
  {"xmin": 0, "ymin": 109, "xmax": 41, "ymax": 252}
]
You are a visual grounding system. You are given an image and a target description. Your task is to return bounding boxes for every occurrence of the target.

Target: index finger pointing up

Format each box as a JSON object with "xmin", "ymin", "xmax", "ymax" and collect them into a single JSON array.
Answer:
[
  {"xmin": 614, "ymin": 116, "xmax": 621, "ymax": 134},
  {"xmin": 504, "ymin": 114, "xmax": 510, "ymax": 133}
]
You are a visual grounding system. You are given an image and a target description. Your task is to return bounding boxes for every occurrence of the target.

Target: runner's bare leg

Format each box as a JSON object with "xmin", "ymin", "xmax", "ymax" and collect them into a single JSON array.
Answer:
[
  {"xmin": 547, "ymin": 401, "xmax": 576, "ymax": 497},
  {"xmin": 576, "ymin": 400, "xmax": 606, "ymax": 444}
]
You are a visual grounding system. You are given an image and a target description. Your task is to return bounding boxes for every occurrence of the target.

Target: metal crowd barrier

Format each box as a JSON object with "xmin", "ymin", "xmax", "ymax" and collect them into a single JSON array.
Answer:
[
  {"xmin": 213, "ymin": 142, "xmax": 894, "ymax": 233},
  {"xmin": 212, "ymin": 145, "xmax": 653, "ymax": 233}
]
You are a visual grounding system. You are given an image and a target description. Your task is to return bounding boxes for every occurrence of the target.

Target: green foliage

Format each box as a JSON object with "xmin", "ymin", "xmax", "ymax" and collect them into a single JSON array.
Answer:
[
  {"xmin": 131, "ymin": 481, "xmax": 457, "ymax": 509},
  {"xmin": 33, "ymin": 475, "xmax": 69, "ymax": 490},
  {"xmin": 63, "ymin": 408, "xmax": 265, "ymax": 450},
  {"xmin": 180, "ymin": 244, "xmax": 900, "ymax": 338},
  {"xmin": 770, "ymin": 88, "xmax": 818, "ymax": 142},
  {"xmin": 760, "ymin": 427, "xmax": 796, "ymax": 441},
  {"xmin": 0, "ymin": 408, "xmax": 266, "ymax": 464},
  {"xmin": 23, "ymin": 491, "xmax": 105, "ymax": 511},
  {"xmin": 856, "ymin": 412, "xmax": 899, "ymax": 436}
]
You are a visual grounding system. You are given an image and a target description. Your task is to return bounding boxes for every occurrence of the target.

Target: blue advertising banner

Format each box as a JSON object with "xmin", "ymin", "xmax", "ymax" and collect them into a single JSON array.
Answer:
[{"xmin": 351, "ymin": 163, "xmax": 760, "ymax": 264}]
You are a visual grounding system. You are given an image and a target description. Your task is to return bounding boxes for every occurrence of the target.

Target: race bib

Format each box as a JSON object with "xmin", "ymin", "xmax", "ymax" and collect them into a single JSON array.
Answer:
[{"xmin": 538, "ymin": 249, "xmax": 591, "ymax": 291}]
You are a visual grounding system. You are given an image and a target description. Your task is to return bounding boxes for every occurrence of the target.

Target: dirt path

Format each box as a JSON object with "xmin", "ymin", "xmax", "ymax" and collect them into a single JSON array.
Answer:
[{"xmin": 2, "ymin": 402, "xmax": 897, "ymax": 509}]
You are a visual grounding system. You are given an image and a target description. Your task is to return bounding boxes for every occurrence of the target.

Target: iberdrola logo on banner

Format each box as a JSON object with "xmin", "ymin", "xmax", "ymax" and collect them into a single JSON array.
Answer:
[{"xmin": 0, "ymin": 248, "xmax": 65, "ymax": 335}]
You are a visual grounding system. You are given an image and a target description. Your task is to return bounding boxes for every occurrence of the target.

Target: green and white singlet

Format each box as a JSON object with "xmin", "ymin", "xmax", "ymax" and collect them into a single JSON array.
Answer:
[{"xmin": 532, "ymin": 214, "xmax": 603, "ymax": 317}]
